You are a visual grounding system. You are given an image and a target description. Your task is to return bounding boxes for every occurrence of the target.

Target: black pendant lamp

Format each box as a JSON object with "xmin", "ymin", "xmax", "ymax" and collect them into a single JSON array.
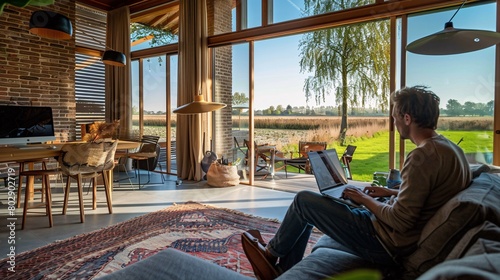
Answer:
[
  {"xmin": 29, "ymin": 10, "xmax": 73, "ymax": 40},
  {"xmin": 102, "ymin": 50, "xmax": 126, "ymax": 67},
  {"xmin": 406, "ymin": 0, "xmax": 500, "ymax": 55}
]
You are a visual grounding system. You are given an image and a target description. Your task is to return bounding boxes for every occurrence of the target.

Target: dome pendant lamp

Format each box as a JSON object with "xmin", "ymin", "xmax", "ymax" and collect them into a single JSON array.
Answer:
[
  {"xmin": 173, "ymin": 93, "xmax": 226, "ymax": 114},
  {"xmin": 406, "ymin": 0, "xmax": 500, "ymax": 55},
  {"xmin": 102, "ymin": 50, "xmax": 126, "ymax": 67},
  {"xmin": 29, "ymin": 10, "xmax": 73, "ymax": 40}
]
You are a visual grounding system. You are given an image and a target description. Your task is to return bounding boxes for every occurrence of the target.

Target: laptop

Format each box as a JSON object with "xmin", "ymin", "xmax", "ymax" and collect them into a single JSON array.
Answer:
[{"xmin": 308, "ymin": 149, "xmax": 363, "ymax": 208}]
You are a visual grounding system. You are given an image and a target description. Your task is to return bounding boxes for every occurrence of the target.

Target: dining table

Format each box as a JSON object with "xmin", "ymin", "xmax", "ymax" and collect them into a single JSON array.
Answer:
[{"xmin": 0, "ymin": 140, "xmax": 142, "ymax": 201}]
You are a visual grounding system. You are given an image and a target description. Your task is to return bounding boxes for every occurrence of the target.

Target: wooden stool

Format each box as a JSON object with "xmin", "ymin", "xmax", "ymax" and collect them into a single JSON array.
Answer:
[
  {"xmin": 16, "ymin": 159, "xmax": 49, "ymax": 208},
  {"xmin": 19, "ymin": 169, "xmax": 60, "ymax": 230}
]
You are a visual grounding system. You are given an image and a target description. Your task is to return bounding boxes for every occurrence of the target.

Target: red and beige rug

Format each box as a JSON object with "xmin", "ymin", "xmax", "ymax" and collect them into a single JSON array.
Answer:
[{"xmin": 0, "ymin": 202, "xmax": 322, "ymax": 279}]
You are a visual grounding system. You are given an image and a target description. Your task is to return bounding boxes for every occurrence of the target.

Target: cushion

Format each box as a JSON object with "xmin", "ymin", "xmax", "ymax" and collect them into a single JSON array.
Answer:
[
  {"xmin": 404, "ymin": 173, "xmax": 500, "ymax": 278},
  {"xmin": 416, "ymin": 253, "xmax": 500, "ymax": 280},
  {"xmin": 446, "ymin": 221, "xmax": 500, "ymax": 260}
]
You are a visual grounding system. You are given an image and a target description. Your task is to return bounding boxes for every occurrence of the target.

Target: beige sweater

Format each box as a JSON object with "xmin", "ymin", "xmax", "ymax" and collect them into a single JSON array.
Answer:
[{"xmin": 372, "ymin": 135, "xmax": 471, "ymax": 251}]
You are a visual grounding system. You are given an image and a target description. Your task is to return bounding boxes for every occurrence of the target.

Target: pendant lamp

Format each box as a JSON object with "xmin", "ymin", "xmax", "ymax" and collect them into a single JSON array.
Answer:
[
  {"xmin": 29, "ymin": 10, "xmax": 73, "ymax": 40},
  {"xmin": 102, "ymin": 50, "xmax": 126, "ymax": 66},
  {"xmin": 406, "ymin": 0, "xmax": 500, "ymax": 55},
  {"xmin": 173, "ymin": 94, "xmax": 226, "ymax": 114}
]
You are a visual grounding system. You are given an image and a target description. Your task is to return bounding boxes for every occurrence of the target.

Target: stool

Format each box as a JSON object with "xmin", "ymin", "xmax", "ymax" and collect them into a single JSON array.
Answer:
[
  {"xmin": 19, "ymin": 169, "xmax": 60, "ymax": 230},
  {"xmin": 16, "ymin": 159, "xmax": 49, "ymax": 208}
]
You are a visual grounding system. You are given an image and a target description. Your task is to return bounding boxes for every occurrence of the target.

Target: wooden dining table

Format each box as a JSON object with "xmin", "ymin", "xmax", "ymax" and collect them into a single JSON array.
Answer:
[{"xmin": 0, "ymin": 140, "xmax": 141, "ymax": 201}]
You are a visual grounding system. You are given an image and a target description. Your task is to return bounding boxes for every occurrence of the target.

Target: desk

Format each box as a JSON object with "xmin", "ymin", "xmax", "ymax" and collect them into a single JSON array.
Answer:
[{"xmin": 0, "ymin": 140, "xmax": 141, "ymax": 200}]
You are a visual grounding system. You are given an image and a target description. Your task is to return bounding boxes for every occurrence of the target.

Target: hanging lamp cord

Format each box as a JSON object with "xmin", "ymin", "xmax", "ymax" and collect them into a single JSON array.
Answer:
[{"xmin": 447, "ymin": 0, "xmax": 467, "ymax": 23}]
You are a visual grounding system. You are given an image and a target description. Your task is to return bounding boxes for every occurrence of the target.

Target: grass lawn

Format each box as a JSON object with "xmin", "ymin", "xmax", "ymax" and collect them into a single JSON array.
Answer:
[{"xmin": 340, "ymin": 130, "xmax": 492, "ymax": 182}]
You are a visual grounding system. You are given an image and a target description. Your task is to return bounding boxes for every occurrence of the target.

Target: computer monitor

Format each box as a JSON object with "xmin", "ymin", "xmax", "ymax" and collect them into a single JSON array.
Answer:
[{"xmin": 0, "ymin": 105, "xmax": 56, "ymax": 146}]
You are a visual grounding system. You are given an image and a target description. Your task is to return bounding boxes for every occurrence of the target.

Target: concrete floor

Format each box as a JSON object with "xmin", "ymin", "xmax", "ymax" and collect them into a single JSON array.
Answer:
[{"xmin": 0, "ymin": 171, "xmax": 317, "ymax": 255}]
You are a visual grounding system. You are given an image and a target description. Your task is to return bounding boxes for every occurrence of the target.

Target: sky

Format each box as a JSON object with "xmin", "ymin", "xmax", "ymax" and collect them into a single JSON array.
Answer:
[{"xmin": 133, "ymin": 1, "xmax": 497, "ymax": 112}]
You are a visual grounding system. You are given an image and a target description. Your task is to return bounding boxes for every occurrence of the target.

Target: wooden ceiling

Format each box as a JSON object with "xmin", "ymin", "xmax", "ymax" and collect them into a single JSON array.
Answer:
[{"xmin": 77, "ymin": 0, "xmax": 180, "ymax": 34}]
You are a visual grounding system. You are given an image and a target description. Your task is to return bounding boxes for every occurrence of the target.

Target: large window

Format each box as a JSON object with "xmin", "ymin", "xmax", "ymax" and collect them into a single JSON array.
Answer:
[
  {"xmin": 131, "ymin": 55, "xmax": 178, "ymax": 175},
  {"xmin": 406, "ymin": 2, "xmax": 496, "ymax": 165}
]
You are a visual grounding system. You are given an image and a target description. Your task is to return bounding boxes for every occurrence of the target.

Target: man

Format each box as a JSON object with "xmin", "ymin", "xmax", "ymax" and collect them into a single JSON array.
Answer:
[{"xmin": 242, "ymin": 86, "xmax": 472, "ymax": 279}]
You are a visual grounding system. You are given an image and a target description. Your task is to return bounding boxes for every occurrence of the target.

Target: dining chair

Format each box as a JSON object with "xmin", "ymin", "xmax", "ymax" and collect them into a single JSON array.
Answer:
[
  {"xmin": 127, "ymin": 135, "xmax": 164, "ymax": 189},
  {"xmin": 59, "ymin": 141, "xmax": 118, "ymax": 223}
]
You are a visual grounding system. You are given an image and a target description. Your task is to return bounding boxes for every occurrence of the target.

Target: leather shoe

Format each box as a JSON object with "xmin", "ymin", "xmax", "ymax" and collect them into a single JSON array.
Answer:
[{"xmin": 241, "ymin": 230, "xmax": 280, "ymax": 280}]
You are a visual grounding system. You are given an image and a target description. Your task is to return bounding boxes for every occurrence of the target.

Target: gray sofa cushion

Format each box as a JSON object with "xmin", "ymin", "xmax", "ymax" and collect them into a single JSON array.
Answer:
[
  {"xmin": 404, "ymin": 173, "xmax": 500, "ymax": 278},
  {"xmin": 416, "ymin": 253, "xmax": 500, "ymax": 280}
]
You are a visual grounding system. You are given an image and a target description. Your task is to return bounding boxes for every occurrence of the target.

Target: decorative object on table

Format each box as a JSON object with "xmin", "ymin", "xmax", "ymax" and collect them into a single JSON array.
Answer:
[
  {"xmin": 0, "ymin": 202, "xmax": 322, "ymax": 279},
  {"xmin": 0, "ymin": 0, "xmax": 53, "ymax": 14},
  {"xmin": 406, "ymin": 0, "xmax": 500, "ymax": 55},
  {"xmin": 372, "ymin": 171, "xmax": 389, "ymax": 187},
  {"xmin": 206, "ymin": 161, "xmax": 240, "ymax": 187},
  {"xmin": 386, "ymin": 169, "xmax": 402, "ymax": 189},
  {"xmin": 82, "ymin": 120, "xmax": 120, "ymax": 143}
]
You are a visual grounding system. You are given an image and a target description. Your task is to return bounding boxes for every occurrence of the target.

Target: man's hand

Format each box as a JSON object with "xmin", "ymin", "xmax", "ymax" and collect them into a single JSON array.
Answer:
[
  {"xmin": 362, "ymin": 186, "xmax": 398, "ymax": 198},
  {"xmin": 342, "ymin": 187, "xmax": 371, "ymax": 205}
]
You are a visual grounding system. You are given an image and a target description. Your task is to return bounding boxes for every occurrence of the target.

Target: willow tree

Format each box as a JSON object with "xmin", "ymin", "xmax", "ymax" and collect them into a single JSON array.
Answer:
[{"xmin": 299, "ymin": 0, "xmax": 390, "ymax": 144}]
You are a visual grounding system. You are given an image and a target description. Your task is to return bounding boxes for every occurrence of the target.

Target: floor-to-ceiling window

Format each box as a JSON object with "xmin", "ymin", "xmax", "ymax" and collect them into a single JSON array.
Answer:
[
  {"xmin": 406, "ymin": 2, "xmax": 496, "ymax": 166},
  {"xmin": 131, "ymin": 54, "xmax": 178, "ymax": 175}
]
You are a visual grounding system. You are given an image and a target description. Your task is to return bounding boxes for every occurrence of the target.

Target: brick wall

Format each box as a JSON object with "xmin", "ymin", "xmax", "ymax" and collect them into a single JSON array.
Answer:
[
  {"xmin": 0, "ymin": 0, "xmax": 76, "ymax": 142},
  {"xmin": 208, "ymin": 0, "xmax": 234, "ymax": 159}
]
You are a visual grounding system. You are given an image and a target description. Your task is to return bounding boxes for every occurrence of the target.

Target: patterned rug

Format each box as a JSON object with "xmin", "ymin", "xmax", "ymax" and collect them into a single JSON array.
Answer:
[{"xmin": 0, "ymin": 202, "xmax": 322, "ymax": 279}]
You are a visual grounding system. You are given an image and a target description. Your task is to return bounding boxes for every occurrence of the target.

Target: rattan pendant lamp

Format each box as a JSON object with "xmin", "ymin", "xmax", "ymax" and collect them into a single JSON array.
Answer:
[{"xmin": 406, "ymin": 0, "xmax": 500, "ymax": 55}]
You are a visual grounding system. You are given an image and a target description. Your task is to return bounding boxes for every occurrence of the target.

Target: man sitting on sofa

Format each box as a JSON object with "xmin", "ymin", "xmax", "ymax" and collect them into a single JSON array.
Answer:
[{"xmin": 242, "ymin": 85, "xmax": 472, "ymax": 279}]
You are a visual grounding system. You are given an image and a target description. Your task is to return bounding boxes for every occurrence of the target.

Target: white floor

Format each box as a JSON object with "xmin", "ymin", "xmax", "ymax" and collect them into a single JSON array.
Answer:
[{"xmin": 0, "ymin": 172, "xmax": 306, "ymax": 255}]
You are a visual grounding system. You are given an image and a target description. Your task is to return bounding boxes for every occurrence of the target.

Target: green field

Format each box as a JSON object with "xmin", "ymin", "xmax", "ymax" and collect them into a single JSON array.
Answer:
[{"xmin": 342, "ymin": 130, "xmax": 492, "ymax": 182}]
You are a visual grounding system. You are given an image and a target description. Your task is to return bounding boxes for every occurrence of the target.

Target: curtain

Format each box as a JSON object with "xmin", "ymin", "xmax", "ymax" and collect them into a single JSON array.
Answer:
[
  {"xmin": 176, "ymin": 0, "xmax": 209, "ymax": 181},
  {"xmin": 105, "ymin": 6, "xmax": 132, "ymax": 140}
]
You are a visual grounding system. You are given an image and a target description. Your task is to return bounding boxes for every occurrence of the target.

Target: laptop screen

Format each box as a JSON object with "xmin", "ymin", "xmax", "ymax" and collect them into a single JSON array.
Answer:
[{"xmin": 308, "ymin": 149, "xmax": 348, "ymax": 190}]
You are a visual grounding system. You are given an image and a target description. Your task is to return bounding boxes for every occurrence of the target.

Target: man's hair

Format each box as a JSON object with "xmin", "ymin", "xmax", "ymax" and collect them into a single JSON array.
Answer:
[{"xmin": 391, "ymin": 86, "xmax": 440, "ymax": 129}]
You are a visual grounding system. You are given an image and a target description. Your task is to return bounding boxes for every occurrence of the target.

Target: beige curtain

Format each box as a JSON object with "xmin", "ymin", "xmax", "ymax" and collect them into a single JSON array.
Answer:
[
  {"xmin": 105, "ymin": 6, "xmax": 132, "ymax": 140},
  {"xmin": 176, "ymin": 0, "xmax": 209, "ymax": 181}
]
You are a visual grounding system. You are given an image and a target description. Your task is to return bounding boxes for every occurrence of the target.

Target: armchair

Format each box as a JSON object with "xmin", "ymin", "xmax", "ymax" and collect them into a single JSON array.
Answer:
[{"xmin": 284, "ymin": 141, "xmax": 327, "ymax": 176}]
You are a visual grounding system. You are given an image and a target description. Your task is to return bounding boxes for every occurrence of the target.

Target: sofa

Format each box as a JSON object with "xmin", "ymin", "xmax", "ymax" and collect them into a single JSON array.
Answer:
[{"xmin": 99, "ymin": 167, "xmax": 500, "ymax": 280}]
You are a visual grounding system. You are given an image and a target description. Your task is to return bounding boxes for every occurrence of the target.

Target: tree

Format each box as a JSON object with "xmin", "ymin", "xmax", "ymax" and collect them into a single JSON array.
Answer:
[
  {"xmin": 131, "ymin": 23, "xmax": 177, "ymax": 47},
  {"xmin": 445, "ymin": 99, "xmax": 463, "ymax": 116},
  {"xmin": 298, "ymin": 0, "xmax": 390, "ymax": 143},
  {"xmin": 232, "ymin": 92, "xmax": 249, "ymax": 106}
]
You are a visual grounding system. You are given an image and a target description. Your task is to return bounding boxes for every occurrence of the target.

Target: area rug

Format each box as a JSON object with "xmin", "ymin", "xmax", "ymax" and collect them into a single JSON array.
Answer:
[{"xmin": 0, "ymin": 202, "xmax": 322, "ymax": 279}]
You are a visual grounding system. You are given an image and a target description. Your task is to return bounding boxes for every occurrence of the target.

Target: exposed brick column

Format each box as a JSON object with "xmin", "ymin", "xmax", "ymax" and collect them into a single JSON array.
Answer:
[{"xmin": 207, "ymin": 0, "xmax": 234, "ymax": 160}]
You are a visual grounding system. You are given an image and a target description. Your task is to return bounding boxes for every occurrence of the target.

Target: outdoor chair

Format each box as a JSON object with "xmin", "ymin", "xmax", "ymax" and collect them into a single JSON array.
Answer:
[
  {"xmin": 284, "ymin": 141, "xmax": 327, "ymax": 177},
  {"xmin": 59, "ymin": 141, "xmax": 118, "ymax": 223},
  {"xmin": 243, "ymin": 139, "xmax": 270, "ymax": 174},
  {"xmin": 341, "ymin": 145, "xmax": 357, "ymax": 179}
]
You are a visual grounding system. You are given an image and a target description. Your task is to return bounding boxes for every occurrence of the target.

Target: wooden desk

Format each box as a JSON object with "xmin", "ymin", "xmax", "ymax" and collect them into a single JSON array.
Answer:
[{"xmin": 0, "ymin": 140, "xmax": 141, "ymax": 201}]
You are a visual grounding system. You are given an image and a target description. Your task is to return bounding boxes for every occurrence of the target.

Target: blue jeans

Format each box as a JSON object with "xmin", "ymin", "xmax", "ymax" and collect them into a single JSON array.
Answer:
[{"xmin": 267, "ymin": 191, "xmax": 396, "ymax": 271}]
